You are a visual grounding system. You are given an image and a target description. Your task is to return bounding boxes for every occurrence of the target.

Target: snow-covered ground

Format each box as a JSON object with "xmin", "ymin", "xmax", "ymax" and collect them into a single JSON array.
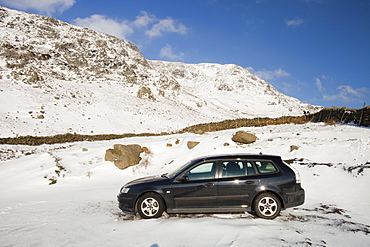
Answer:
[{"xmin": 1, "ymin": 123, "xmax": 369, "ymax": 246}]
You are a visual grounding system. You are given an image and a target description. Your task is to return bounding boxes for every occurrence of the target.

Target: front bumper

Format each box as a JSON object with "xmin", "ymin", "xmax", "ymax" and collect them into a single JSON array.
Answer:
[{"xmin": 117, "ymin": 193, "xmax": 136, "ymax": 214}]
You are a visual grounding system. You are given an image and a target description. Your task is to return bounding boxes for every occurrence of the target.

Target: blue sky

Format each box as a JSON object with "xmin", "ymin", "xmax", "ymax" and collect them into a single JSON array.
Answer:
[{"xmin": 1, "ymin": 0, "xmax": 369, "ymax": 109}]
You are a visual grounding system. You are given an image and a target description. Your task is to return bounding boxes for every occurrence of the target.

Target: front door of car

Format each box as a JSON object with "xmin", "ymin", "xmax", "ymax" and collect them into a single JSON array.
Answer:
[
  {"xmin": 170, "ymin": 161, "xmax": 218, "ymax": 212},
  {"xmin": 217, "ymin": 160, "xmax": 260, "ymax": 210}
]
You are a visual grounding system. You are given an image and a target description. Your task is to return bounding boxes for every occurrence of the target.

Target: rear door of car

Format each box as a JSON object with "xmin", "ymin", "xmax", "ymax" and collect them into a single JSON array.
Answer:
[{"xmin": 217, "ymin": 159, "xmax": 260, "ymax": 210}]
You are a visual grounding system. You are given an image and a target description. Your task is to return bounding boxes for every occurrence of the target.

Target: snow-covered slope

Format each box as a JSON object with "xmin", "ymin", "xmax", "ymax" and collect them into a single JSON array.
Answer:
[
  {"xmin": 151, "ymin": 61, "xmax": 317, "ymax": 118},
  {"xmin": 0, "ymin": 6, "xmax": 321, "ymax": 137},
  {"xmin": 0, "ymin": 123, "xmax": 369, "ymax": 246}
]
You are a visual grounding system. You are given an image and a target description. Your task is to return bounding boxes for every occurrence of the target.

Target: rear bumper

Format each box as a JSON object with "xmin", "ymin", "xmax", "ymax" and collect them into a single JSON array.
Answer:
[{"xmin": 284, "ymin": 188, "xmax": 305, "ymax": 208}]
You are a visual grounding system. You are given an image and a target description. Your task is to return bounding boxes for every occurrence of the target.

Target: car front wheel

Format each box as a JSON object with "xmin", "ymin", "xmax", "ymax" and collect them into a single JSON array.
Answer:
[
  {"xmin": 253, "ymin": 192, "xmax": 281, "ymax": 219},
  {"xmin": 137, "ymin": 193, "xmax": 164, "ymax": 219}
]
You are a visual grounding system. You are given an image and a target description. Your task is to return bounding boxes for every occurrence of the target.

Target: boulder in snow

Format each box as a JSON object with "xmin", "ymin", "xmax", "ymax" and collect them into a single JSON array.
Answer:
[
  {"xmin": 290, "ymin": 145, "xmax": 300, "ymax": 152},
  {"xmin": 187, "ymin": 141, "xmax": 200, "ymax": 149},
  {"xmin": 105, "ymin": 144, "xmax": 143, "ymax": 169},
  {"xmin": 231, "ymin": 131, "xmax": 257, "ymax": 144}
]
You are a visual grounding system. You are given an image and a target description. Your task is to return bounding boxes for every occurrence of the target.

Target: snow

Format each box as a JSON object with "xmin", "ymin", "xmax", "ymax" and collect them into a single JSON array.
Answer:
[{"xmin": 1, "ymin": 123, "xmax": 369, "ymax": 246}]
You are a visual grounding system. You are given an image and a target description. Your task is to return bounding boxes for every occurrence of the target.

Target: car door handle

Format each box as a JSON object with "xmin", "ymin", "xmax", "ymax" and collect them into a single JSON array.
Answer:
[
  {"xmin": 204, "ymin": 182, "xmax": 215, "ymax": 187},
  {"xmin": 245, "ymin": 181, "xmax": 255, "ymax": 185}
]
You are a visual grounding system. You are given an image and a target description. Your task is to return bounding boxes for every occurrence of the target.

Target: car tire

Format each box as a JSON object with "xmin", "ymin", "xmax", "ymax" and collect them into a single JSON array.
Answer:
[
  {"xmin": 137, "ymin": 193, "xmax": 164, "ymax": 219},
  {"xmin": 253, "ymin": 192, "xmax": 281, "ymax": 219}
]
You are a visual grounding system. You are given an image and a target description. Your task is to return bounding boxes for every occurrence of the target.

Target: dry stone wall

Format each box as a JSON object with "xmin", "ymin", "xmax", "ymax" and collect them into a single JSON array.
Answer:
[{"xmin": 0, "ymin": 107, "xmax": 369, "ymax": 145}]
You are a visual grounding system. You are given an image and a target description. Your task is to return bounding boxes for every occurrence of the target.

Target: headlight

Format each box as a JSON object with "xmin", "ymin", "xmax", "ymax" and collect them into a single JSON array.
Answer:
[{"xmin": 120, "ymin": 187, "xmax": 130, "ymax": 193}]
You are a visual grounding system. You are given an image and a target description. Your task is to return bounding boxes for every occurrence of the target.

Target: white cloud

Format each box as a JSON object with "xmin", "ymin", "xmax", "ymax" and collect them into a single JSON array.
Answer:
[
  {"xmin": 314, "ymin": 76, "xmax": 369, "ymax": 105},
  {"xmin": 285, "ymin": 17, "xmax": 304, "ymax": 27},
  {"xmin": 323, "ymin": 85, "xmax": 369, "ymax": 103},
  {"xmin": 251, "ymin": 68, "xmax": 291, "ymax": 80},
  {"xmin": 132, "ymin": 11, "xmax": 156, "ymax": 28},
  {"xmin": 72, "ymin": 11, "xmax": 188, "ymax": 40},
  {"xmin": 73, "ymin": 14, "xmax": 133, "ymax": 40},
  {"xmin": 145, "ymin": 17, "xmax": 188, "ymax": 37},
  {"xmin": 0, "ymin": 0, "xmax": 75, "ymax": 16},
  {"xmin": 314, "ymin": 77, "xmax": 326, "ymax": 92},
  {"xmin": 160, "ymin": 44, "xmax": 184, "ymax": 61}
]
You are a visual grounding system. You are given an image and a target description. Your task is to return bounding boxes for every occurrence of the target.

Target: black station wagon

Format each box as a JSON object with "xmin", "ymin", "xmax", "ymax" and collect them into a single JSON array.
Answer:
[{"xmin": 117, "ymin": 154, "xmax": 305, "ymax": 219}]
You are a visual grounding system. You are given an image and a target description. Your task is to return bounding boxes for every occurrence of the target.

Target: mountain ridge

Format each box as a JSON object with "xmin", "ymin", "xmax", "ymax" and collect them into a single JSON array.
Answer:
[{"xmin": 0, "ymin": 6, "xmax": 321, "ymax": 137}]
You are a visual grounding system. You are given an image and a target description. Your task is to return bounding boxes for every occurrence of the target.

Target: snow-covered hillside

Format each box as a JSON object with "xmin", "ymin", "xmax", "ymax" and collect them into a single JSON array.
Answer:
[
  {"xmin": 0, "ymin": 6, "xmax": 320, "ymax": 137},
  {"xmin": 150, "ymin": 61, "xmax": 313, "ymax": 118},
  {"xmin": 0, "ymin": 123, "xmax": 369, "ymax": 246}
]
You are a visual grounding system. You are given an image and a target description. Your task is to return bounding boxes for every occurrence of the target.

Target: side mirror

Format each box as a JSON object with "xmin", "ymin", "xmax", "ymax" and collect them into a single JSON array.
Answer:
[{"xmin": 180, "ymin": 176, "xmax": 189, "ymax": 182}]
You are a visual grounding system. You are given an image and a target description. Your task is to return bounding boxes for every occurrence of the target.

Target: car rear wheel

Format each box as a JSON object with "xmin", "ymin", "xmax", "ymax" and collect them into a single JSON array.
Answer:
[
  {"xmin": 253, "ymin": 192, "xmax": 281, "ymax": 219},
  {"xmin": 137, "ymin": 193, "xmax": 164, "ymax": 219}
]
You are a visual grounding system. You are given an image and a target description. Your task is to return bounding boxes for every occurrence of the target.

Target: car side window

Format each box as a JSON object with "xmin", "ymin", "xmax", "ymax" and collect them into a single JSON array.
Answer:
[
  {"xmin": 255, "ymin": 161, "xmax": 277, "ymax": 174},
  {"xmin": 222, "ymin": 161, "xmax": 246, "ymax": 178},
  {"xmin": 246, "ymin": 161, "xmax": 256, "ymax": 175},
  {"xmin": 185, "ymin": 162, "xmax": 216, "ymax": 181}
]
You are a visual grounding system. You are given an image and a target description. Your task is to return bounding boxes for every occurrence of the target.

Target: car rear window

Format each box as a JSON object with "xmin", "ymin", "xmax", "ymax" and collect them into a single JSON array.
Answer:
[{"xmin": 254, "ymin": 161, "xmax": 277, "ymax": 174}]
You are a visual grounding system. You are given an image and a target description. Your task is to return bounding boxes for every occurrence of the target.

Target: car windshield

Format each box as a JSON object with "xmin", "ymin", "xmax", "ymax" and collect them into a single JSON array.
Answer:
[{"xmin": 167, "ymin": 161, "xmax": 192, "ymax": 178}]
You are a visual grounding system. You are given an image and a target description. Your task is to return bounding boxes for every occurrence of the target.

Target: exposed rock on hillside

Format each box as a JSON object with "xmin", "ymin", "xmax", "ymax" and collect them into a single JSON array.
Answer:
[{"xmin": 0, "ymin": 6, "xmax": 176, "ymax": 93}]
